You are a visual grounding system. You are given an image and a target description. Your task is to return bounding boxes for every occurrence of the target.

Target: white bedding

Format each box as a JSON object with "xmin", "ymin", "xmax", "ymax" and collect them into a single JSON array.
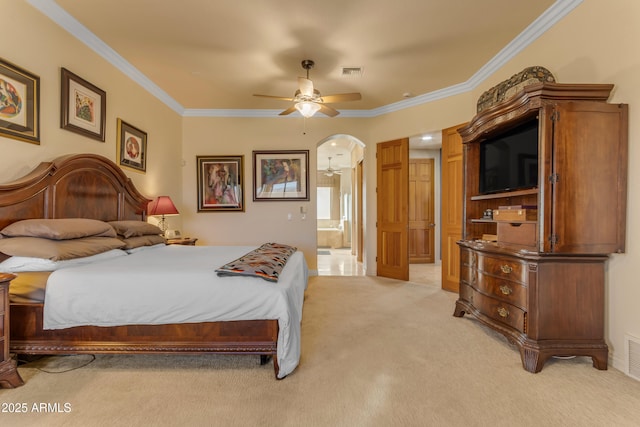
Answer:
[{"xmin": 43, "ymin": 245, "xmax": 308, "ymax": 378}]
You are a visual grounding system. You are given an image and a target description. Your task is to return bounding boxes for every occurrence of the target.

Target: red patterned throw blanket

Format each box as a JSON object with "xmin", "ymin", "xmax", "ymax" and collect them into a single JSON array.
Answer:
[{"xmin": 215, "ymin": 243, "xmax": 297, "ymax": 282}]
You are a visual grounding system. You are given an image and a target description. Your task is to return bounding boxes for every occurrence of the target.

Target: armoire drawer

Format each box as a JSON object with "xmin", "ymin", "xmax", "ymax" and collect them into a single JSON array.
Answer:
[
  {"xmin": 475, "ymin": 271, "xmax": 527, "ymax": 309},
  {"xmin": 477, "ymin": 254, "xmax": 527, "ymax": 283},
  {"xmin": 473, "ymin": 290, "xmax": 526, "ymax": 333}
]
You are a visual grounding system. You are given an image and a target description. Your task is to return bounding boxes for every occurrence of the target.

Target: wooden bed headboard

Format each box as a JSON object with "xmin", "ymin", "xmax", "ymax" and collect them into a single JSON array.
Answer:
[{"xmin": 0, "ymin": 154, "xmax": 150, "ymax": 230}]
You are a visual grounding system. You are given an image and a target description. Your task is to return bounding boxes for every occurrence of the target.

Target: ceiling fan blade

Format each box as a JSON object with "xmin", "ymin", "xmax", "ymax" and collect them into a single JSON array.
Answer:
[
  {"xmin": 279, "ymin": 105, "xmax": 298, "ymax": 116},
  {"xmin": 319, "ymin": 104, "xmax": 340, "ymax": 117},
  {"xmin": 298, "ymin": 77, "xmax": 314, "ymax": 97},
  {"xmin": 321, "ymin": 92, "xmax": 362, "ymax": 103},
  {"xmin": 253, "ymin": 94, "xmax": 294, "ymax": 101}
]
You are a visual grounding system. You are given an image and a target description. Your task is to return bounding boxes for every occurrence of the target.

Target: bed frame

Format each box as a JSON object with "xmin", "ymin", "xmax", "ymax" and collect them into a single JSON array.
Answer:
[{"xmin": 0, "ymin": 154, "xmax": 280, "ymax": 378}]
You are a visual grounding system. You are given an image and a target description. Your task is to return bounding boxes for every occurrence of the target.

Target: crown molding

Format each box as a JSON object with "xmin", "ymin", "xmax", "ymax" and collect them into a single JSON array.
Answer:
[
  {"xmin": 27, "ymin": 0, "xmax": 185, "ymax": 115},
  {"xmin": 465, "ymin": 0, "xmax": 582, "ymax": 89},
  {"xmin": 29, "ymin": 0, "xmax": 582, "ymax": 118}
]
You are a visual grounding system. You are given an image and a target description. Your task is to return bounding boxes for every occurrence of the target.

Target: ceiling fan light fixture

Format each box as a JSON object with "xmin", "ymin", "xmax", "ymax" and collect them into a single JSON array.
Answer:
[{"xmin": 295, "ymin": 101, "xmax": 321, "ymax": 118}]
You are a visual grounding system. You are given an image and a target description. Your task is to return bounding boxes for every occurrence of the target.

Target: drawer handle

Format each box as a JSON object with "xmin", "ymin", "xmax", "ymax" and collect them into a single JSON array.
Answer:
[
  {"xmin": 499, "ymin": 285, "xmax": 512, "ymax": 295},
  {"xmin": 497, "ymin": 307, "xmax": 509, "ymax": 318},
  {"xmin": 500, "ymin": 265, "xmax": 513, "ymax": 274}
]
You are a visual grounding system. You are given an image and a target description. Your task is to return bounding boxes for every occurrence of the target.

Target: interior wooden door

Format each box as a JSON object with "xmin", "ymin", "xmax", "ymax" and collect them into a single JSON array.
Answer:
[
  {"xmin": 441, "ymin": 124, "xmax": 465, "ymax": 292},
  {"xmin": 377, "ymin": 138, "xmax": 409, "ymax": 280},
  {"xmin": 409, "ymin": 158, "xmax": 435, "ymax": 263}
]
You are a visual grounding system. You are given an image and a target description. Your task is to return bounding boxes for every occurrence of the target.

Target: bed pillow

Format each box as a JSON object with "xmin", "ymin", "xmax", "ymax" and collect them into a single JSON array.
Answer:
[
  {"xmin": 0, "ymin": 255, "xmax": 57, "ymax": 272},
  {"xmin": 0, "ymin": 236, "xmax": 125, "ymax": 261},
  {"xmin": 119, "ymin": 234, "xmax": 166, "ymax": 250},
  {"xmin": 0, "ymin": 248, "xmax": 128, "ymax": 272},
  {"xmin": 109, "ymin": 220, "xmax": 163, "ymax": 238},
  {"xmin": 1, "ymin": 218, "xmax": 116, "ymax": 240}
]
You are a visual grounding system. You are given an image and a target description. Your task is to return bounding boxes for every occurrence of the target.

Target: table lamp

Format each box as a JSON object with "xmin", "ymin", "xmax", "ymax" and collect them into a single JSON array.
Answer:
[{"xmin": 147, "ymin": 196, "xmax": 179, "ymax": 234}]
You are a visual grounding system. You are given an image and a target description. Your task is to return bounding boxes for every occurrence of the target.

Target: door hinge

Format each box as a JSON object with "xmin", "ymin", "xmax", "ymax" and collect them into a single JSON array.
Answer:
[
  {"xmin": 549, "ymin": 234, "xmax": 559, "ymax": 245},
  {"xmin": 551, "ymin": 110, "xmax": 560, "ymax": 121},
  {"xmin": 548, "ymin": 173, "xmax": 560, "ymax": 184}
]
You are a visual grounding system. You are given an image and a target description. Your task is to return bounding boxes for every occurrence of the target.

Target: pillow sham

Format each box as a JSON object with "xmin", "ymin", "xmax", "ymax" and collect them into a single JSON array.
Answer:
[
  {"xmin": 109, "ymin": 220, "xmax": 163, "ymax": 238},
  {"xmin": 119, "ymin": 234, "xmax": 166, "ymax": 250},
  {"xmin": 0, "ymin": 236, "xmax": 125, "ymax": 261},
  {"xmin": 1, "ymin": 218, "xmax": 116, "ymax": 240}
]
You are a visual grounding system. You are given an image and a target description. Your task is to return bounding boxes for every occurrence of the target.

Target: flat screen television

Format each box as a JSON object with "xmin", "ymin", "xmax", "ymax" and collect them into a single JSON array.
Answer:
[{"xmin": 479, "ymin": 118, "xmax": 539, "ymax": 195}]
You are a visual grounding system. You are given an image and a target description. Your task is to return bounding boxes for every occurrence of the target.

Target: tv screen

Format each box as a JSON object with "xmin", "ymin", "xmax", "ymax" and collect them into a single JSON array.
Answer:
[{"xmin": 479, "ymin": 118, "xmax": 539, "ymax": 195}]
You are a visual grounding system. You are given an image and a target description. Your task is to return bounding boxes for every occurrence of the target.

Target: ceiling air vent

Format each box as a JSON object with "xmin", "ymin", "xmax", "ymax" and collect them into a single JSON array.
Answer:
[{"xmin": 341, "ymin": 67, "xmax": 363, "ymax": 77}]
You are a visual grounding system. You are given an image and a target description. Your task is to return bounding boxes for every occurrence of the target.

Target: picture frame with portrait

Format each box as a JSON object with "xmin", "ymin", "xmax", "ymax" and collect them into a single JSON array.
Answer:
[
  {"xmin": 117, "ymin": 119, "xmax": 147, "ymax": 173},
  {"xmin": 197, "ymin": 155, "xmax": 244, "ymax": 212},
  {"xmin": 253, "ymin": 150, "xmax": 309, "ymax": 201}
]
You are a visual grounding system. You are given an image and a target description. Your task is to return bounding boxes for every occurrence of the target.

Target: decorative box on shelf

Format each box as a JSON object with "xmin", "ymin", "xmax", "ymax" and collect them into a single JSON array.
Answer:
[
  {"xmin": 497, "ymin": 222, "xmax": 538, "ymax": 249},
  {"xmin": 493, "ymin": 205, "xmax": 537, "ymax": 222}
]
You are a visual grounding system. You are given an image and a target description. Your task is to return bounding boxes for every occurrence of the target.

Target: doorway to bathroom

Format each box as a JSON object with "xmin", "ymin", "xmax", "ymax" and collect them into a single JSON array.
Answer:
[{"xmin": 316, "ymin": 135, "xmax": 365, "ymax": 276}]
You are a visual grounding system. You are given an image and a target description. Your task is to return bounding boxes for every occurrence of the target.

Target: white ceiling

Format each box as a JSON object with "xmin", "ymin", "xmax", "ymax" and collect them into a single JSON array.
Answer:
[{"xmin": 32, "ymin": 0, "xmax": 575, "ymax": 168}]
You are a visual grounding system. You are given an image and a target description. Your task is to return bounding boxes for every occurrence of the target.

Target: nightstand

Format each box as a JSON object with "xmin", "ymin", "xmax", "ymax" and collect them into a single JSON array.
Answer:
[
  {"xmin": 0, "ymin": 273, "xmax": 24, "ymax": 388},
  {"xmin": 167, "ymin": 237, "xmax": 198, "ymax": 246}
]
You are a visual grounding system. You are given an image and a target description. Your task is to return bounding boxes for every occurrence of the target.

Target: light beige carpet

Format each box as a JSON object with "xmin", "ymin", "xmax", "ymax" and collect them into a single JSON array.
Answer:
[{"xmin": 1, "ymin": 275, "xmax": 640, "ymax": 426}]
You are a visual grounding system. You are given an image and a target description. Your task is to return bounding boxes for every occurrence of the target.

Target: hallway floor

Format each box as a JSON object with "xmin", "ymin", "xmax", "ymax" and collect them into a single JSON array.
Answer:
[{"xmin": 317, "ymin": 248, "xmax": 441, "ymax": 286}]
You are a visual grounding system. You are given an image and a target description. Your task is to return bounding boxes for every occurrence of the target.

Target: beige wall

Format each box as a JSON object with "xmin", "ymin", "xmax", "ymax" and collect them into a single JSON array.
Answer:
[
  {"xmin": 0, "ymin": 2, "xmax": 183, "ymax": 215},
  {"xmin": 180, "ymin": 116, "xmax": 371, "ymax": 271},
  {"xmin": 2, "ymin": 0, "xmax": 639, "ymax": 372}
]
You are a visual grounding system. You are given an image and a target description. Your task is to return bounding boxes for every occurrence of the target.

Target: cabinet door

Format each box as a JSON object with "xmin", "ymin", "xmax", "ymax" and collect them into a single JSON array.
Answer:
[{"xmin": 550, "ymin": 101, "xmax": 628, "ymax": 254}]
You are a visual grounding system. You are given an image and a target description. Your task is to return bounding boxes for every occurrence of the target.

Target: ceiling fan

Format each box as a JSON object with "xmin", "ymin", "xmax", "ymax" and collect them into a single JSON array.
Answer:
[
  {"xmin": 323, "ymin": 157, "xmax": 342, "ymax": 177},
  {"xmin": 253, "ymin": 59, "xmax": 361, "ymax": 118}
]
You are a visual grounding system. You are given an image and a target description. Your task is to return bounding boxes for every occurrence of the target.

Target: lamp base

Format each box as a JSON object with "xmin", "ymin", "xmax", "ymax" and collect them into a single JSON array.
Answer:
[{"xmin": 157, "ymin": 215, "xmax": 168, "ymax": 234}]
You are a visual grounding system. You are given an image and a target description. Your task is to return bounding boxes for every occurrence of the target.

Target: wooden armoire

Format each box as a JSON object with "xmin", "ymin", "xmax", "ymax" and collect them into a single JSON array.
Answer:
[{"xmin": 453, "ymin": 83, "xmax": 628, "ymax": 373}]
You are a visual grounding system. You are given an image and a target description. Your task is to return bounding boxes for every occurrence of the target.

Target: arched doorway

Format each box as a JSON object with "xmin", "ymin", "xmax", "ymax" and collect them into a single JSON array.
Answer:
[{"xmin": 316, "ymin": 134, "xmax": 365, "ymax": 276}]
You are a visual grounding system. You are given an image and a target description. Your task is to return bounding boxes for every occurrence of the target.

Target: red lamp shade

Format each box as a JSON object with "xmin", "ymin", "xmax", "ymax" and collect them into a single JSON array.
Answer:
[
  {"xmin": 147, "ymin": 196, "xmax": 179, "ymax": 233},
  {"xmin": 147, "ymin": 196, "xmax": 179, "ymax": 216}
]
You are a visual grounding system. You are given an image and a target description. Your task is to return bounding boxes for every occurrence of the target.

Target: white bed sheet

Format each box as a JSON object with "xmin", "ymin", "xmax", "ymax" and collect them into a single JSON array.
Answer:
[{"xmin": 43, "ymin": 245, "xmax": 308, "ymax": 378}]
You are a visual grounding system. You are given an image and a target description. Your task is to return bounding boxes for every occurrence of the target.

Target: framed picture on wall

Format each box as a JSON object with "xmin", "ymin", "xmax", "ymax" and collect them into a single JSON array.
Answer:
[
  {"xmin": 253, "ymin": 150, "xmax": 309, "ymax": 201},
  {"xmin": 60, "ymin": 68, "xmax": 106, "ymax": 141},
  {"xmin": 0, "ymin": 57, "xmax": 40, "ymax": 144},
  {"xmin": 197, "ymin": 155, "xmax": 245, "ymax": 212},
  {"xmin": 117, "ymin": 118, "xmax": 147, "ymax": 173}
]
